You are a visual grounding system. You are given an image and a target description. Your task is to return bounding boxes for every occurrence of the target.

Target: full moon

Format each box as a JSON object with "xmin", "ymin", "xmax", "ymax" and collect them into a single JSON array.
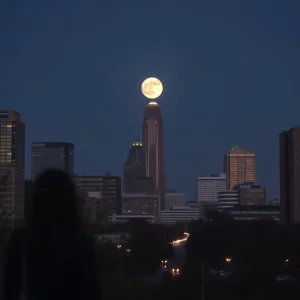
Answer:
[{"xmin": 141, "ymin": 77, "xmax": 163, "ymax": 99}]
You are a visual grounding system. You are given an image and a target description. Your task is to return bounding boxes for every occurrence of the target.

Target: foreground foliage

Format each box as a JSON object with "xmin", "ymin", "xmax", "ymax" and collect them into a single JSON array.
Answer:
[{"xmin": 92, "ymin": 213, "xmax": 300, "ymax": 300}]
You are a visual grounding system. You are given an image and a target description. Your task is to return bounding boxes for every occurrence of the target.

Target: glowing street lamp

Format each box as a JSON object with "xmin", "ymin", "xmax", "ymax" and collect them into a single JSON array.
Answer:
[
  {"xmin": 285, "ymin": 259, "xmax": 289, "ymax": 273},
  {"xmin": 225, "ymin": 257, "xmax": 232, "ymax": 263}
]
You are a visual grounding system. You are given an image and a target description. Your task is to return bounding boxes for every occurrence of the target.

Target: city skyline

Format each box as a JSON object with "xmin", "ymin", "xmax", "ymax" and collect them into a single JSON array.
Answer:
[
  {"xmin": 3, "ymin": 3, "xmax": 300, "ymax": 298},
  {"xmin": 1, "ymin": 1, "xmax": 299, "ymax": 200},
  {"xmin": 5, "ymin": 105, "xmax": 279, "ymax": 205},
  {"xmin": 0, "ymin": 108, "xmax": 284, "ymax": 224},
  {"xmin": 0, "ymin": 105, "xmax": 285, "ymax": 202}
]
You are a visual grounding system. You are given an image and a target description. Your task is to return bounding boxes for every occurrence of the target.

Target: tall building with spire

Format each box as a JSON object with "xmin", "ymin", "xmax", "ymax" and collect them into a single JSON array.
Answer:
[
  {"xmin": 123, "ymin": 137, "xmax": 146, "ymax": 193},
  {"xmin": 142, "ymin": 102, "xmax": 165, "ymax": 202},
  {"xmin": 224, "ymin": 146, "xmax": 256, "ymax": 190}
]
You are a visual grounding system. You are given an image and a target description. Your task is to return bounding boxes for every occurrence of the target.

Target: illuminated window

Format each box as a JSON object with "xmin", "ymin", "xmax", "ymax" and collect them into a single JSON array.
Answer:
[{"xmin": 6, "ymin": 125, "xmax": 12, "ymax": 128}]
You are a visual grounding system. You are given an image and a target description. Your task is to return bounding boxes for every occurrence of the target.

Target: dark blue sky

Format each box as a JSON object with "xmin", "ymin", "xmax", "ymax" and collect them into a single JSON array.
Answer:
[{"xmin": 1, "ymin": 0, "xmax": 300, "ymax": 200}]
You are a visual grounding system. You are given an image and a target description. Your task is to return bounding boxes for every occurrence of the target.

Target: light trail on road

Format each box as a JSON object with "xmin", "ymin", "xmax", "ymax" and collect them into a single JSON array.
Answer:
[{"xmin": 172, "ymin": 232, "xmax": 190, "ymax": 246}]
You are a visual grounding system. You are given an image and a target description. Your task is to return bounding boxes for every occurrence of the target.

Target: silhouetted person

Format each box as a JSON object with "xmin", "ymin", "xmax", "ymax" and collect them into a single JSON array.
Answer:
[{"xmin": 3, "ymin": 169, "xmax": 101, "ymax": 300}]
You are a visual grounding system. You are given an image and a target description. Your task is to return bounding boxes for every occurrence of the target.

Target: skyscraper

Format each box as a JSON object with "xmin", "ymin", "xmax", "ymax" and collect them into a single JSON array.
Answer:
[
  {"xmin": 142, "ymin": 102, "xmax": 165, "ymax": 192},
  {"xmin": 31, "ymin": 142, "xmax": 74, "ymax": 180},
  {"xmin": 280, "ymin": 127, "xmax": 300, "ymax": 224},
  {"xmin": 123, "ymin": 137, "xmax": 146, "ymax": 193},
  {"xmin": 224, "ymin": 146, "xmax": 256, "ymax": 190},
  {"xmin": 196, "ymin": 173, "xmax": 226, "ymax": 218},
  {"xmin": 239, "ymin": 184, "xmax": 265, "ymax": 206},
  {"xmin": 74, "ymin": 174, "xmax": 122, "ymax": 219},
  {"xmin": 0, "ymin": 110, "xmax": 25, "ymax": 221},
  {"xmin": 165, "ymin": 193, "xmax": 186, "ymax": 210}
]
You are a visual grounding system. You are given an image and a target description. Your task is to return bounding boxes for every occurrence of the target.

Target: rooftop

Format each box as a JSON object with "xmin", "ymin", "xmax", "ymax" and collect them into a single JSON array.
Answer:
[
  {"xmin": 132, "ymin": 137, "xmax": 142, "ymax": 147},
  {"xmin": 147, "ymin": 101, "xmax": 159, "ymax": 107},
  {"xmin": 227, "ymin": 146, "xmax": 255, "ymax": 155},
  {"xmin": 224, "ymin": 205, "xmax": 280, "ymax": 212}
]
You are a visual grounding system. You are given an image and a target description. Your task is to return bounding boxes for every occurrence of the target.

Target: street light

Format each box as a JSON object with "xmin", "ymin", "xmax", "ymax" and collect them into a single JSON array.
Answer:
[
  {"xmin": 285, "ymin": 259, "xmax": 289, "ymax": 273},
  {"xmin": 225, "ymin": 257, "xmax": 232, "ymax": 263}
]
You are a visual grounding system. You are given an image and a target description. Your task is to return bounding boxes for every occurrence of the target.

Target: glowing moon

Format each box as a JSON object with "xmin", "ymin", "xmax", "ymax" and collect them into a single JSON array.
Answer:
[{"xmin": 141, "ymin": 77, "xmax": 163, "ymax": 99}]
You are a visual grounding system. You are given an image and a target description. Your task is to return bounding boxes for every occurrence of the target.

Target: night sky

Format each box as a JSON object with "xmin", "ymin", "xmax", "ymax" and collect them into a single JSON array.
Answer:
[{"xmin": 1, "ymin": 0, "xmax": 300, "ymax": 201}]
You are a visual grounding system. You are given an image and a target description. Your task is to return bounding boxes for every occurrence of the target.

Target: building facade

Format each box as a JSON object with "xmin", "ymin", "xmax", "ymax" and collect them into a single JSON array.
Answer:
[
  {"xmin": 108, "ymin": 214, "xmax": 155, "ymax": 223},
  {"xmin": 187, "ymin": 201, "xmax": 200, "ymax": 210},
  {"xmin": 0, "ymin": 110, "xmax": 25, "ymax": 222},
  {"xmin": 74, "ymin": 176, "xmax": 104, "ymax": 221},
  {"xmin": 31, "ymin": 142, "xmax": 74, "ymax": 180},
  {"xmin": 224, "ymin": 146, "xmax": 256, "ymax": 190},
  {"xmin": 196, "ymin": 173, "xmax": 226, "ymax": 218},
  {"xmin": 280, "ymin": 127, "xmax": 300, "ymax": 224},
  {"xmin": 160, "ymin": 206, "xmax": 200, "ymax": 225},
  {"xmin": 217, "ymin": 190, "xmax": 239, "ymax": 211},
  {"xmin": 239, "ymin": 184, "xmax": 265, "ymax": 206},
  {"xmin": 122, "ymin": 193, "xmax": 160, "ymax": 220},
  {"xmin": 269, "ymin": 195, "xmax": 280, "ymax": 206},
  {"xmin": 123, "ymin": 138, "xmax": 146, "ymax": 193},
  {"xmin": 142, "ymin": 102, "xmax": 165, "ymax": 207},
  {"xmin": 130, "ymin": 177, "xmax": 154, "ymax": 194},
  {"xmin": 74, "ymin": 175, "xmax": 121, "ymax": 220},
  {"xmin": 82, "ymin": 197, "xmax": 98, "ymax": 223},
  {"xmin": 223, "ymin": 205, "xmax": 280, "ymax": 222},
  {"xmin": 165, "ymin": 193, "xmax": 186, "ymax": 210}
]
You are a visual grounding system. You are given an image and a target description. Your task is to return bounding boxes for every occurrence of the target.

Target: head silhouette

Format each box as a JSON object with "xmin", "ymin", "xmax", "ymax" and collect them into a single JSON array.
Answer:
[{"xmin": 30, "ymin": 169, "xmax": 80, "ymax": 232}]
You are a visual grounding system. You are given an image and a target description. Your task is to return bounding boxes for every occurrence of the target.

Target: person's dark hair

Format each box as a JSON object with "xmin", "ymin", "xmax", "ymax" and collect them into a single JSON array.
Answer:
[{"xmin": 28, "ymin": 169, "xmax": 81, "ymax": 232}]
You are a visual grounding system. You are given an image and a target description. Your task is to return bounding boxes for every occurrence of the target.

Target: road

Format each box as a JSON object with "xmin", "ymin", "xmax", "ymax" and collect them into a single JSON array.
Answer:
[{"xmin": 166, "ymin": 232, "xmax": 189, "ymax": 273}]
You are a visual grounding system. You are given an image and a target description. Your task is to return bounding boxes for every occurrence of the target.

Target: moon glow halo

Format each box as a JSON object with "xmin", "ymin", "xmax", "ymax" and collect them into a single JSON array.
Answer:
[{"xmin": 141, "ymin": 77, "xmax": 163, "ymax": 99}]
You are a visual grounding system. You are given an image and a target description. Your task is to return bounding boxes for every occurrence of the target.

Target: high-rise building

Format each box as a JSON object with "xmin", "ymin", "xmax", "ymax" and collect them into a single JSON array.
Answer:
[
  {"xmin": 160, "ymin": 206, "xmax": 200, "ymax": 225},
  {"xmin": 31, "ymin": 142, "xmax": 74, "ymax": 180},
  {"xmin": 165, "ymin": 193, "xmax": 186, "ymax": 210},
  {"xmin": 280, "ymin": 127, "xmax": 300, "ymax": 224},
  {"xmin": 131, "ymin": 177, "xmax": 155, "ymax": 194},
  {"xmin": 0, "ymin": 110, "xmax": 25, "ymax": 222},
  {"xmin": 224, "ymin": 146, "xmax": 256, "ymax": 190},
  {"xmin": 239, "ymin": 184, "xmax": 265, "ymax": 206},
  {"xmin": 217, "ymin": 190, "xmax": 239, "ymax": 211},
  {"xmin": 74, "ymin": 175, "xmax": 121, "ymax": 219},
  {"xmin": 74, "ymin": 175, "xmax": 104, "ymax": 221},
  {"xmin": 123, "ymin": 137, "xmax": 146, "ymax": 193},
  {"xmin": 122, "ymin": 193, "xmax": 160, "ymax": 220},
  {"xmin": 142, "ymin": 102, "xmax": 165, "ymax": 206},
  {"xmin": 196, "ymin": 173, "xmax": 226, "ymax": 218},
  {"xmin": 103, "ymin": 175, "xmax": 122, "ymax": 217}
]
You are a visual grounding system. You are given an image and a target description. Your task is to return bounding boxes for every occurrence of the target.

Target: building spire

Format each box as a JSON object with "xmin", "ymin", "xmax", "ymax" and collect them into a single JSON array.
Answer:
[{"xmin": 132, "ymin": 137, "xmax": 142, "ymax": 147}]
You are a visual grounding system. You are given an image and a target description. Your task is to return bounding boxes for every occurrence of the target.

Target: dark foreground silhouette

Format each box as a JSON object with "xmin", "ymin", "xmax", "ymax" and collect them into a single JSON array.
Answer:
[{"xmin": 3, "ymin": 169, "xmax": 101, "ymax": 300}]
